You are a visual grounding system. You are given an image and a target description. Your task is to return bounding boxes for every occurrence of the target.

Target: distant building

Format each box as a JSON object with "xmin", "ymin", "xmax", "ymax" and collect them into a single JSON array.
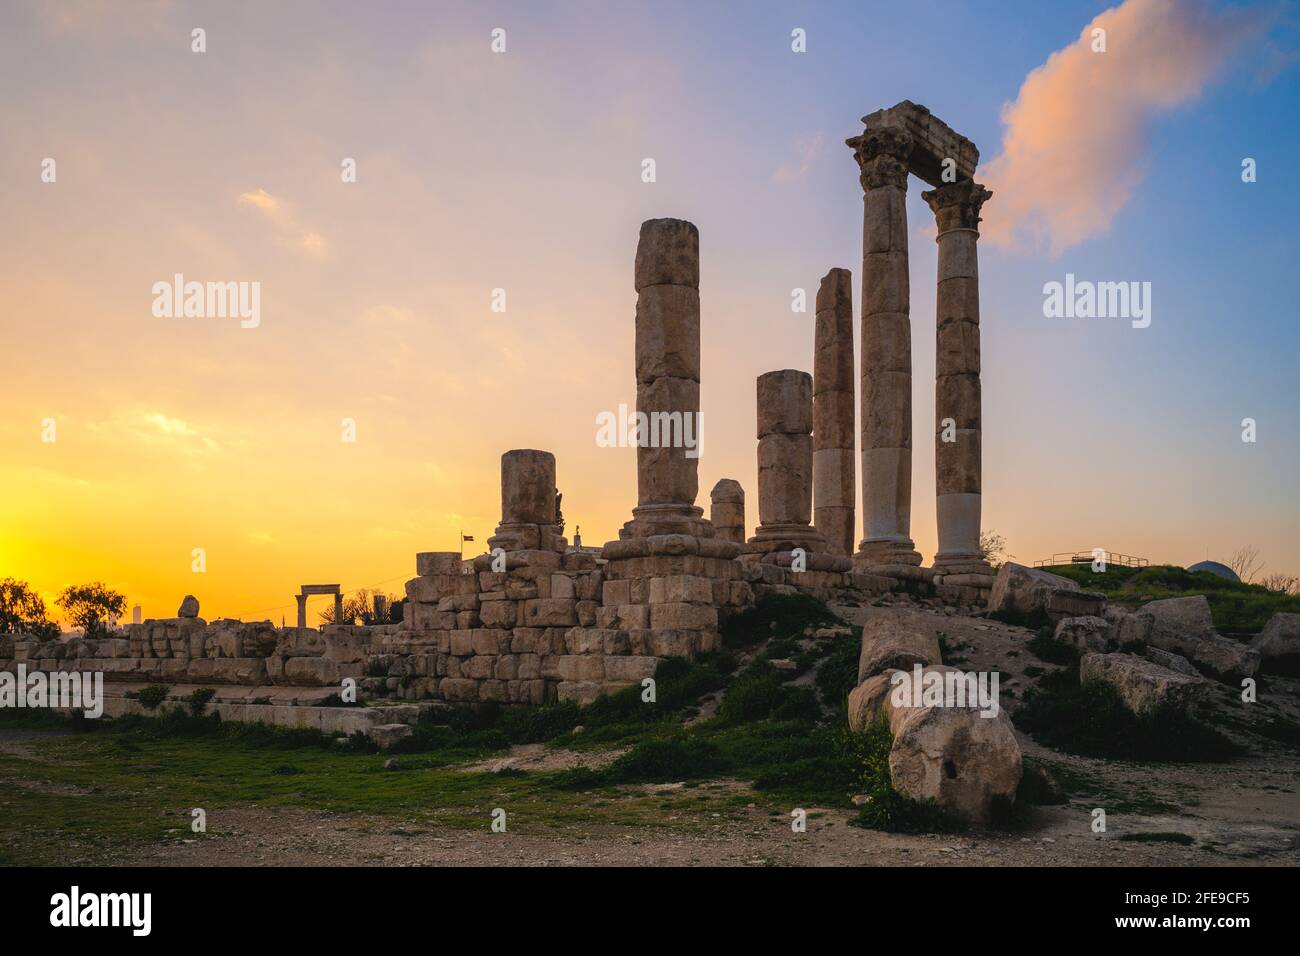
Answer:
[{"xmin": 1188, "ymin": 560, "xmax": 1239, "ymax": 582}]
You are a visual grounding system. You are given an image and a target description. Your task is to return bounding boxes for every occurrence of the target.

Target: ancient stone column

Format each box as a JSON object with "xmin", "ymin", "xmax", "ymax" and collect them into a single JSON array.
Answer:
[
  {"xmin": 746, "ymin": 370, "xmax": 826, "ymax": 552},
  {"xmin": 710, "ymin": 479, "xmax": 745, "ymax": 544},
  {"xmin": 923, "ymin": 180, "xmax": 993, "ymax": 577},
  {"xmin": 626, "ymin": 218, "xmax": 709, "ymax": 537},
  {"xmin": 488, "ymin": 449, "xmax": 564, "ymax": 552},
  {"xmin": 813, "ymin": 268, "xmax": 856, "ymax": 556},
  {"xmin": 295, "ymin": 594, "xmax": 307, "ymax": 628},
  {"xmin": 333, "ymin": 592, "xmax": 345, "ymax": 624},
  {"xmin": 846, "ymin": 127, "xmax": 922, "ymax": 570}
]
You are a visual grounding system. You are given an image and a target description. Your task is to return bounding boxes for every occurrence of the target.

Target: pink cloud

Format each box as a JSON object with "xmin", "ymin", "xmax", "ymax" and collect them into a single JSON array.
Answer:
[{"xmin": 980, "ymin": 0, "xmax": 1269, "ymax": 255}]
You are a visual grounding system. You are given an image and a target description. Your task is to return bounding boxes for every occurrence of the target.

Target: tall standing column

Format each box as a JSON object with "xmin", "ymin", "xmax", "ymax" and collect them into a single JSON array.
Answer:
[
  {"xmin": 923, "ymin": 180, "xmax": 993, "ymax": 576},
  {"xmin": 846, "ymin": 127, "xmax": 922, "ymax": 569},
  {"xmin": 627, "ymin": 218, "xmax": 709, "ymax": 537},
  {"xmin": 813, "ymin": 268, "xmax": 856, "ymax": 555}
]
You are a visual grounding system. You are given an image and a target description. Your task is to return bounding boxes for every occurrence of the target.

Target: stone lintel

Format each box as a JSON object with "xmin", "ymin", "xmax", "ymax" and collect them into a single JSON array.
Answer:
[{"xmin": 857, "ymin": 100, "xmax": 978, "ymax": 187}]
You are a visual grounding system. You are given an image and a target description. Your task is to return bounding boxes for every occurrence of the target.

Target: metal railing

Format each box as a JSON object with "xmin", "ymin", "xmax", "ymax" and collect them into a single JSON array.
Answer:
[{"xmin": 1033, "ymin": 550, "xmax": 1149, "ymax": 569}]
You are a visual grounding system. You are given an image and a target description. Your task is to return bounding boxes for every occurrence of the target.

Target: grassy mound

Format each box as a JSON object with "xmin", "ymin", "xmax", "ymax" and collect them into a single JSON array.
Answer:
[{"xmin": 1043, "ymin": 563, "xmax": 1300, "ymax": 635}]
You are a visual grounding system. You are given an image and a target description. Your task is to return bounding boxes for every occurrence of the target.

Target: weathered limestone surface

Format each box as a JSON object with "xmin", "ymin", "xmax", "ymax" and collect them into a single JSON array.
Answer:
[
  {"xmin": 489, "ymin": 449, "xmax": 566, "ymax": 553},
  {"xmin": 744, "ymin": 370, "xmax": 850, "ymax": 583},
  {"xmin": 1080, "ymin": 652, "xmax": 1210, "ymax": 715},
  {"xmin": 813, "ymin": 268, "xmax": 856, "ymax": 557},
  {"xmin": 988, "ymin": 563, "xmax": 1105, "ymax": 620},
  {"xmin": 1252, "ymin": 612, "xmax": 1300, "ymax": 673},
  {"xmin": 709, "ymin": 479, "xmax": 746, "ymax": 544},
  {"xmin": 923, "ymin": 180, "xmax": 993, "ymax": 581},
  {"xmin": 624, "ymin": 218, "xmax": 711, "ymax": 539},
  {"xmin": 846, "ymin": 125, "xmax": 922, "ymax": 571},
  {"xmin": 1133, "ymin": 595, "xmax": 1260, "ymax": 681},
  {"xmin": 856, "ymin": 614, "xmax": 942, "ymax": 682},
  {"xmin": 848, "ymin": 665, "xmax": 1021, "ymax": 824}
]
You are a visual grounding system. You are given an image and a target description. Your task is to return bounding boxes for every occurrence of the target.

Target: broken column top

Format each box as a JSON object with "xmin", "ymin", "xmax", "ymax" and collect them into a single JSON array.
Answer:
[
  {"xmin": 816, "ymin": 268, "xmax": 853, "ymax": 313},
  {"xmin": 500, "ymin": 449, "xmax": 556, "ymax": 525},
  {"xmin": 849, "ymin": 100, "xmax": 979, "ymax": 188},
  {"xmin": 710, "ymin": 478, "xmax": 744, "ymax": 503},
  {"xmin": 634, "ymin": 218, "xmax": 699, "ymax": 291}
]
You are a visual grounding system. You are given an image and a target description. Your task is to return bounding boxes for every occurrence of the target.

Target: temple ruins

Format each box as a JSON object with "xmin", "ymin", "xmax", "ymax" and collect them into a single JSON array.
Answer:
[{"xmin": 1, "ymin": 101, "xmax": 1001, "ymax": 743}]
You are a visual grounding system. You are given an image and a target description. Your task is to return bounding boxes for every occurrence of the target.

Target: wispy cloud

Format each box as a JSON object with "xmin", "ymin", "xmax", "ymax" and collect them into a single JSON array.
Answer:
[
  {"xmin": 772, "ymin": 130, "xmax": 825, "ymax": 183},
  {"xmin": 980, "ymin": 0, "xmax": 1271, "ymax": 255},
  {"xmin": 238, "ymin": 188, "xmax": 329, "ymax": 258}
]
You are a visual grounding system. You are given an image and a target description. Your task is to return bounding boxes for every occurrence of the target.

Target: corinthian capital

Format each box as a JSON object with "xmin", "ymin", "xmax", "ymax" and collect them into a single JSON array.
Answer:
[
  {"xmin": 845, "ymin": 127, "xmax": 912, "ymax": 191},
  {"xmin": 922, "ymin": 180, "xmax": 993, "ymax": 233}
]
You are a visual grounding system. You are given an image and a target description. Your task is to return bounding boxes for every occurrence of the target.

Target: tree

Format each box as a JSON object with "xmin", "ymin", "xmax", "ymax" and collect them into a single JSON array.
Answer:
[
  {"xmin": 979, "ymin": 530, "xmax": 1012, "ymax": 569},
  {"xmin": 1227, "ymin": 546, "xmax": 1264, "ymax": 584},
  {"xmin": 318, "ymin": 588, "xmax": 398, "ymax": 626},
  {"xmin": 56, "ymin": 582, "xmax": 127, "ymax": 637},
  {"xmin": 1259, "ymin": 573, "xmax": 1300, "ymax": 596},
  {"xmin": 0, "ymin": 578, "xmax": 60, "ymax": 638}
]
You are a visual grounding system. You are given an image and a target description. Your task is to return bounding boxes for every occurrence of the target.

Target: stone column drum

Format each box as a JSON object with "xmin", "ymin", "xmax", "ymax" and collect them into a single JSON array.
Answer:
[
  {"xmin": 813, "ymin": 267, "xmax": 856, "ymax": 556},
  {"xmin": 709, "ymin": 479, "xmax": 746, "ymax": 544},
  {"xmin": 746, "ymin": 370, "xmax": 827, "ymax": 553},
  {"xmin": 923, "ymin": 180, "xmax": 993, "ymax": 576},
  {"xmin": 626, "ymin": 218, "xmax": 710, "ymax": 537},
  {"xmin": 846, "ymin": 127, "xmax": 922, "ymax": 570},
  {"xmin": 488, "ymin": 448, "xmax": 563, "ymax": 552}
]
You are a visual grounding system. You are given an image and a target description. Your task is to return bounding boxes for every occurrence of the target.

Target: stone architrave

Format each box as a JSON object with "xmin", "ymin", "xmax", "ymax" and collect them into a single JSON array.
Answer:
[{"xmin": 813, "ymin": 268, "xmax": 855, "ymax": 556}]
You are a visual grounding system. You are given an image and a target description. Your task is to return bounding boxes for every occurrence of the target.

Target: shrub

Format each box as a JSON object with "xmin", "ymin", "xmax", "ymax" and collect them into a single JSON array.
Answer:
[
  {"xmin": 134, "ymin": 684, "xmax": 171, "ymax": 711},
  {"xmin": 845, "ymin": 721, "xmax": 966, "ymax": 834},
  {"xmin": 814, "ymin": 633, "xmax": 860, "ymax": 709},
  {"xmin": 603, "ymin": 736, "xmax": 724, "ymax": 783},
  {"xmin": 720, "ymin": 593, "xmax": 837, "ymax": 649},
  {"xmin": 1027, "ymin": 627, "xmax": 1078, "ymax": 665},
  {"xmin": 1016, "ymin": 666, "xmax": 1241, "ymax": 762},
  {"xmin": 187, "ymin": 687, "xmax": 216, "ymax": 717}
]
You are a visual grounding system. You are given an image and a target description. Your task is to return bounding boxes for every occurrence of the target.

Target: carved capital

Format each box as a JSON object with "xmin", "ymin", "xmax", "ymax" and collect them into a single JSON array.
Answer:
[
  {"xmin": 922, "ymin": 180, "xmax": 993, "ymax": 234},
  {"xmin": 846, "ymin": 127, "xmax": 913, "ymax": 192}
]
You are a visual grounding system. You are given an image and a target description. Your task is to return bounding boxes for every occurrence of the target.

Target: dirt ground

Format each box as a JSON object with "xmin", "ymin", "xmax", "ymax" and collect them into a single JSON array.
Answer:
[{"xmin": 5, "ymin": 600, "xmax": 1298, "ymax": 867}]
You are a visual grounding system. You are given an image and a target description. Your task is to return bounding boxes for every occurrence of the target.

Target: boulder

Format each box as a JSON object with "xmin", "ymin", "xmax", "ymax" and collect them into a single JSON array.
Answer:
[
  {"xmin": 1137, "ymin": 594, "xmax": 1259, "ymax": 682},
  {"xmin": 1143, "ymin": 646, "xmax": 1198, "ymax": 677},
  {"xmin": 1053, "ymin": 615, "xmax": 1110, "ymax": 654},
  {"xmin": 1140, "ymin": 595, "xmax": 1216, "ymax": 656},
  {"xmin": 1080, "ymin": 652, "xmax": 1210, "ymax": 714},
  {"xmin": 178, "ymin": 595, "xmax": 200, "ymax": 618},
  {"xmin": 848, "ymin": 666, "xmax": 1021, "ymax": 823},
  {"xmin": 1251, "ymin": 613, "xmax": 1300, "ymax": 673},
  {"xmin": 856, "ymin": 615, "xmax": 942, "ymax": 682},
  {"xmin": 1190, "ymin": 635, "xmax": 1259, "ymax": 682},
  {"xmin": 988, "ymin": 563, "xmax": 1101, "ymax": 620},
  {"xmin": 889, "ymin": 705, "xmax": 1022, "ymax": 824}
]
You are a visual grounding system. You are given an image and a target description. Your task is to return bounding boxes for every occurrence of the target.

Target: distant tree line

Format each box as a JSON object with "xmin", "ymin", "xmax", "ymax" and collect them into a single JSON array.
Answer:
[{"xmin": 0, "ymin": 578, "xmax": 126, "ymax": 639}]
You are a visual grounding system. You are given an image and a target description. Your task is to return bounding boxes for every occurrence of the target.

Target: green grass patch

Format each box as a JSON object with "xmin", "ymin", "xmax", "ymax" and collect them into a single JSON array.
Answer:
[
  {"xmin": 845, "ymin": 720, "xmax": 966, "ymax": 834},
  {"xmin": 1016, "ymin": 665, "xmax": 1242, "ymax": 762}
]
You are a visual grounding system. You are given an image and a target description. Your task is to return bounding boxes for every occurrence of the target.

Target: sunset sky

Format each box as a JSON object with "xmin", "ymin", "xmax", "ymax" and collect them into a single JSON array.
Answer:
[{"xmin": 2, "ymin": 0, "xmax": 1298, "ymax": 625}]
